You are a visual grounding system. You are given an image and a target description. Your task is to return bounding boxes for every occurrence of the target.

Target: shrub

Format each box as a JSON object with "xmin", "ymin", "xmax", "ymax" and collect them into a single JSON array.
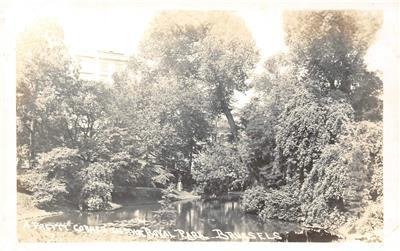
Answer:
[
  {"xmin": 33, "ymin": 177, "xmax": 69, "ymax": 209},
  {"xmin": 78, "ymin": 162, "xmax": 114, "ymax": 211},
  {"xmin": 37, "ymin": 147, "xmax": 82, "ymax": 179},
  {"xmin": 31, "ymin": 147, "xmax": 82, "ymax": 210},
  {"xmin": 192, "ymin": 142, "xmax": 248, "ymax": 196},
  {"xmin": 300, "ymin": 121, "xmax": 383, "ymax": 228},
  {"xmin": 299, "ymin": 143, "xmax": 351, "ymax": 226},
  {"xmin": 17, "ymin": 170, "xmax": 40, "ymax": 194},
  {"xmin": 241, "ymin": 186, "xmax": 268, "ymax": 213},
  {"xmin": 258, "ymin": 183, "xmax": 303, "ymax": 222}
]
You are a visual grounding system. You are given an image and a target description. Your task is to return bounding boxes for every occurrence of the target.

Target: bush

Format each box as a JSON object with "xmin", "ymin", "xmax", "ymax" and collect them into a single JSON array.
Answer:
[
  {"xmin": 33, "ymin": 177, "xmax": 69, "ymax": 209},
  {"xmin": 31, "ymin": 147, "xmax": 82, "ymax": 210},
  {"xmin": 299, "ymin": 143, "xmax": 351, "ymax": 227},
  {"xmin": 258, "ymin": 183, "xmax": 303, "ymax": 222},
  {"xmin": 299, "ymin": 121, "xmax": 383, "ymax": 228},
  {"xmin": 192, "ymin": 142, "xmax": 248, "ymax": 196},
  {"xmin": 241, "ymin": 186, "xmax": 267, "ymax": 213},
  {"xmin": 37, "ymin": 147, "xmax": 82, "ymax": 179},
  {"xmin": 20, "ymin": 147, "xmax": 118, "ymax": 211},
  {"xmin": 78, "ymin": 162, "xmax": 114, "ymax": 211},
  {"xmin": 17, "ymin": 170, "xmax": 40, "ymax": 194}
]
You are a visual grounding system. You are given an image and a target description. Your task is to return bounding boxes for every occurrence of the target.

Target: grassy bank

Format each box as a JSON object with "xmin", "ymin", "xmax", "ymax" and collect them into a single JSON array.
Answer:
[{"xmin": 17, "ymin": 192, "xmax": 60, "ymax": 221}]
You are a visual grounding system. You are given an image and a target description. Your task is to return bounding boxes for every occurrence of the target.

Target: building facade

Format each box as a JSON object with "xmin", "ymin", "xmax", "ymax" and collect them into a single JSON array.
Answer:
[{"xmin": 75, "ymin": 50, "xmax": 129, "ymax": 84}]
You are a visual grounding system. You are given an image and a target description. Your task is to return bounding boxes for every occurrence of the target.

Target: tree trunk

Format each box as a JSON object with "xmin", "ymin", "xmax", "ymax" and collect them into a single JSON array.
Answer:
[
  {"xmin": 215, "ymin": 81, "xmax": 238, "ymax": 141},
  {"xmin": 29, "ymin": 119, "xmax": 35, "ymax": 168},
  {"xmin": 188, "ymin": 144, "xmax": 193, "ymax": 171},
  {"xmin": 222, "ymin": 106, "xmax": 238, "ymax": 141},
  {"xmin": 299, "ymin": 166, "xmax": 304, "ymax": 184}
]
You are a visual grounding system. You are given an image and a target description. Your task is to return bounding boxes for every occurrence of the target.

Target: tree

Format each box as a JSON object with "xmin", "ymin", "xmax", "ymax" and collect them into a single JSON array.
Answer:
[
  {"xmin": 59, "ymin": 80, "xmax": 112, "ymax": 163},
  {"xmin": 238, "ymin": 12, "xmax": 384, "ymax": 241},
  {"xmin": 283, "ymin": 11, "xmax": 383, "ymax": 121},
  {"xmin": 275, "ymin": 90, "xmax": 354, "ymax": 184},
  {"xmin": 240, "ymin": 98, "xmax": 279, "ymax": 185},
  {"xmin": 111, "ymin": 52, "xmax": 214, "ymax": 189},
  {"xmin": 139, "ymin": 11, "xmax": 259, "ymax": 140},
  {"xmin": 106, "ymin": 71, "xmax": 166, "ymax": 188},
  {"xmin": 16, "ymin": 19, "xmax": 80, "ymax": 167},
  {"xmin": 240, "ymin": 52, "xmax": 307, "ymax": 185},
  {"xmin": 244, "ymin": 10, "xmax": 383, "ymax": 188},
  {"xmin": 16, "ymin": 19, "xmax": 119, "ymax": 211}
]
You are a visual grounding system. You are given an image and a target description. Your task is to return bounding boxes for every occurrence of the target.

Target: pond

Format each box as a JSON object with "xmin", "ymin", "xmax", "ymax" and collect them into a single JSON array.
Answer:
[{"xmin": 41, "ymin": 198, "xmax": 302, "ymax": 241}]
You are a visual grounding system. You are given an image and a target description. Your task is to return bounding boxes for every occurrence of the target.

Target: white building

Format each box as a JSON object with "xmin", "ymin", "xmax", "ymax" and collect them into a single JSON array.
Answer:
[{"xmin": 75, "ymin": 50, "xmax": 129, "ymax": 84}]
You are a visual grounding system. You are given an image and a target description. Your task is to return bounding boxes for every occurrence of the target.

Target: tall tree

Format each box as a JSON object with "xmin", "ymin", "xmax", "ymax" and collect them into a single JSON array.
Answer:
[
  {"xmin": 138, "ymin": 11, "xmax": 259, "ymax": 140},
  {"xmin": 111, "ymin": 60, "xmax": 213, "ymax": 188},
  {"xmin": 283, "ymin": 11, "xmax": 383, "ymax": 121},
  {"xmin": 241, "ymin": 11, "xmax": 383, "ymax": 189},
  {"xmin": 16, "ymin": 19, "xmax": 79, "ymax": 167}
]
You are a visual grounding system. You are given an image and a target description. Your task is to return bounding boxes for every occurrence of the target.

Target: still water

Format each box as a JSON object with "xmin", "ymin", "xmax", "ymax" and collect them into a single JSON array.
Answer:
[{"xmin": 41, "ymin": 199, "xmax": 301, "ymax": 240}]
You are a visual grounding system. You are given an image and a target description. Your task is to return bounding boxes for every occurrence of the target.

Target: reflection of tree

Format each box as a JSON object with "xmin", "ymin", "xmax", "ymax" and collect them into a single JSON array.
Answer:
[
  {"xmin": 152, "ymin": 202, "xmax": 177, "ymax": 230},
  {"xmin": 42, "ymin": 198, "xmax": 301, "ymax": 239},
  {"xmin": 86, "ymin": 213, "xmax": 101, "ymax": 226},
  {"xmin": 194, "ymin": 200, "xmax": 239, "ymax": 235},
  {"xmin": 175, "ymin": 201, "xmax": 196, "ymax": 231},
  {"xmin": 152, "ymin": 189, "xmax": 179, "ymax": 230}
]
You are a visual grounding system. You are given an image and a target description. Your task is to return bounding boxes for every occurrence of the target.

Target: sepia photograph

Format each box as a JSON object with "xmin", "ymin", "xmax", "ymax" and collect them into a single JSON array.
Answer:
[{"xmin": 0, "ymin": 0, "xmax": 399, "ymax": 248}]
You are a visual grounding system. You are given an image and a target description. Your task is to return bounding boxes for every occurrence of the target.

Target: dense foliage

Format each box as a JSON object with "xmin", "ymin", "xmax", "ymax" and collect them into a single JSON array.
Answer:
[
  {"xmin": 300, "ymin": 121, "xmax": 383, "ymax": 227},
  {"xmin": 258, "ymin": 183, "xmax": 303, "ymax": 222},
  {"xmin": 139, "ymin": 11, "xmax": 259, "ymax": 140},
  {"xmin": 79, "ymin": 162, "xmax": 114, "ymax": 211},
  {"xmin": 192, "ymin": 142, "xmax": 249, "ymax": 196},
  {"xmin": 16, "ymin": 13, "xmax": 257, "ymax": 210},
  {"xmin": 31, "ymin": 147, "xmax": 82, "ymax": 209},
  {"xmin": 238, "ymin": 11, "xmax": 383, "ymax": 241},
  {"xmin": 241, "ymin": 186, "xmax": 267, "ymax": 213},
  {"xmin": 275, "ymin": 91, "xmax": 354, "ymax": 183},
  {"xmin": 16, "ymin": 11, "xmax": 383, "ymax": 240}
]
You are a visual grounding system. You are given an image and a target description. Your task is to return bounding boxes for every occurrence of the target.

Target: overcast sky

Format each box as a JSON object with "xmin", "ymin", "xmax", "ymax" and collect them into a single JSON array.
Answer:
[{"xmin": 11, "ymin": 0, "xmax": 286, "ymax": 60}]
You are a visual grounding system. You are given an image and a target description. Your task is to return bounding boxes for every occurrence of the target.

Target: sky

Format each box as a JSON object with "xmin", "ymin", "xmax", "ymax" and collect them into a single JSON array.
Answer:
[
  {"xmin": 10, "ymin": 0, "xmax": 286, "ymax": 60},
  {"xmin": 9, "ymin": 0, "xmax": 396, "ymax": 70}
]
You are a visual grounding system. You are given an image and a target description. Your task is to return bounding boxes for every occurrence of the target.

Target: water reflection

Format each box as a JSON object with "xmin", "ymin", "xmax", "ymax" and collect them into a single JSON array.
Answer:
[
  {"xmin": 173, "ymin": 200, "xmax": 300, "ymax": 237},
  {"xmin": 41, "ymin": 199, "xmax": 301, "ymax": 240}
]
